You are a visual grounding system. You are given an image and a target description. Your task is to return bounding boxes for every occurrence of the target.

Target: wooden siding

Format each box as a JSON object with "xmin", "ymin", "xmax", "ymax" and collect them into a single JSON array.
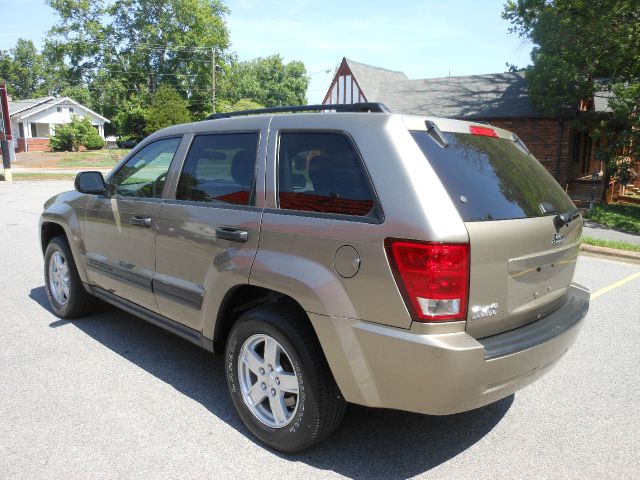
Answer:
[{"xmin": 323, "ymin": 59, "xmax": 366, "ymax": 105}]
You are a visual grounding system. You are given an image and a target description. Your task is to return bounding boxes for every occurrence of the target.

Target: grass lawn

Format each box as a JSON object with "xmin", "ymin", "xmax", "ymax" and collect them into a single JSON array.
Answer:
[
  {"xmin": 56, "ymin": 149, "xmax": 128, "ymax": 168},
  {"xmin": 583, "ymin": 203, "xmax": 640, "ymax": 234},
  {"xmin": 14, "ymin": 148, "xmax": 129, "ymax": 169},
  {"xmin": 581, "ymin": 236, "xmax": 640, "ymax": 253}
]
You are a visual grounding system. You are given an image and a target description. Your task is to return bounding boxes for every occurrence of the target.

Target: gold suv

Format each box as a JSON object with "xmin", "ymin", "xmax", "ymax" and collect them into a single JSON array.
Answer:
[{"xmin": 40, "ymin": 103, "xmax": 589, "ymax": 452}]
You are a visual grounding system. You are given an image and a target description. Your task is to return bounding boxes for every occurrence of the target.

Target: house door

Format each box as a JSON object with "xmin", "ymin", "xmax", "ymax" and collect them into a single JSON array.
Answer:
[{"xmin": 581, "ymin": 134, "xmax": 593, "ymax": 175}]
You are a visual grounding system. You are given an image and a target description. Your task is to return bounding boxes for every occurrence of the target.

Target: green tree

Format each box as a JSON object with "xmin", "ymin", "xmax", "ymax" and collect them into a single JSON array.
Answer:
[
  {"xmin": 5, "ymin": 1, "xmax": 309, "ymax": 137},
  {"xmin": 229, "ymin": 99, "xmax": 264, "ymax": 112},
  {"xmin": 112, "ymin": 95, "xmax": 148, "ymax": 139},
  {"xmin": 0, "ymin": 39, "xmax": 47, "ymax": 99},
  {"xmin": 143, "ymin": 85, "xmax": 192, "ymax": 134},
  {"xmin": 503, "ymin": 0, "xmax": 640, "ymax": 177},
  {"xmin": 60, "ymin": 85, "xmax": 92, "ymax": 106},
  {"xmin": 503, "ymin": 0, "xmax": 640, "ymax": 113},
  {"xmin": 596, "ymin": 83, "xmax": 640, "ymax": 177},
  {"xmin": 45, "ymin": 0, "xmax": 229, "ymax": 118},
  {"xmin": 220, "ymin": 55, "xmax": 309, "ymax": 108}
]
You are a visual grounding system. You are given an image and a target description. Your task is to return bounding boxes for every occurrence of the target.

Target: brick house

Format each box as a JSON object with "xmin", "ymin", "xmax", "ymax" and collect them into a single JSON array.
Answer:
[
  {"xmin": 323, "ymin": 58, "xmax": 610, "ymax": 194},
  {"xmin": 7, "ymin": 96, "xmax": 109, "ymax": 152}
]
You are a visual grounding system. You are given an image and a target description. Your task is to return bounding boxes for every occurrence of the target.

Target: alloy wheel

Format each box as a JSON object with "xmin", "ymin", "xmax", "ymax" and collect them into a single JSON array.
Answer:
[{"xmin": 237, "ymin": 333, "xmax": 300, "ymax": 428}]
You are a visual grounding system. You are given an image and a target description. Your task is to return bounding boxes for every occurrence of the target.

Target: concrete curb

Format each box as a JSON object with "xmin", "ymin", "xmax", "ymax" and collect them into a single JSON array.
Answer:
[{"xmin": 580, "ymin": 244, "xmax": 640, "ymax": 263}]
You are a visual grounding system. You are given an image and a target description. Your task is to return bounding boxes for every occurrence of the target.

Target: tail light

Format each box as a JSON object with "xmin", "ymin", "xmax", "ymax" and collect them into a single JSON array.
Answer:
[
  {"xmin": 469, "ymin": 125, "xmax": 498, "ymax": 137},
  {"xmin": 385, "ymin": 239, "xmax": 469, "ymax": 322}
]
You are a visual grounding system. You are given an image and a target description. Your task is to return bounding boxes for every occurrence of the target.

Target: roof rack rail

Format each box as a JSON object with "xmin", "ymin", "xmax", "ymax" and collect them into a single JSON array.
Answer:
[{"xmin": 206, "ymin": 102, "xmax": 391, "ymax": 120}]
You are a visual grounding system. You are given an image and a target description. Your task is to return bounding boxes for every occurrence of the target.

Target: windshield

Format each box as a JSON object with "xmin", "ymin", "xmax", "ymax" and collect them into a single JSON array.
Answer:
[{"xmin": 411, "ymin": 130, "xmax": 575, "ymax": 222}]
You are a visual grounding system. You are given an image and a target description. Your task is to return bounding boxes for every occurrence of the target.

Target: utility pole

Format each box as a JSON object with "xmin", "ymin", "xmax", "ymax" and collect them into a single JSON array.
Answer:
[
  {"xmin": 0, "ymin": 83, "xmax": 14, "ymax": 182},
  {"xmin": 211, "ymin": 48, "xmax": 216, "ymax": 114}
]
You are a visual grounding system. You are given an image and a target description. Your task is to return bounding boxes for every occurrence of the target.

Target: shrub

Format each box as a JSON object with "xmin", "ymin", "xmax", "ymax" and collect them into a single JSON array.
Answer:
[
  {"xmin": 49, "ymin": 115, "xmax": 104, "ymax": 151},
  {"xmin": 49, "ymin": 123, "xmax": 81, "ymax": 151},
  {"xmin": 83, "ymin": 131, "xmax": 104, "ymax": 150}
]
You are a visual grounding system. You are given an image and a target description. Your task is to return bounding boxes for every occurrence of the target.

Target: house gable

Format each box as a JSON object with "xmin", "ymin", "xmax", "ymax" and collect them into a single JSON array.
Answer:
[
  {"xmin": 12, "ymin": 97, "xmax": 109, "ymax": 124},
  {"xmin": 323, "ymin": 57, "xmax": 409, "ymax": 105}
]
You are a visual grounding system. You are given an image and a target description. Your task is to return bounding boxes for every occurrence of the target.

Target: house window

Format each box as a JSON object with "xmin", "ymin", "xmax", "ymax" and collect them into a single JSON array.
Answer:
[
  {"xmin": 30, "ymin": 124, "xmax": 38, "ymax": 138},
  {"xmin": 69, "ymin": 107, "xmax": 74, "ymax": 114},
  {"xmin": 18, "ymin": 123, "xmax": 24, "ymax": 138},
  {"xmin": 57, "ymin": 107, "xmax": 62, "ymax": 112}
]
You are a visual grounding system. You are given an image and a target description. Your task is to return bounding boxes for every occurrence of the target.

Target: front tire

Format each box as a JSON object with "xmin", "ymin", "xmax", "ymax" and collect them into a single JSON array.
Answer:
[
  {"xmin": 44, "ymin": 236, "xmax": 97, "ymax": 318},
  {"xmin": 225, "ymin": 304, "xmax": 346, "ymax": 452}
]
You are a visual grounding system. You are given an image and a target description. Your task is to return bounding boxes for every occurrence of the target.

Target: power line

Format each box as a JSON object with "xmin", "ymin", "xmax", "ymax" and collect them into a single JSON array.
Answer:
[
  {"xmin": 128, "ymin": 43, "xmax": 216, "ymax": 52},
  {"xmin": 77, "ymin": 68, "xmax": 211, "ymax": 78},
  {"xmin": 309, "ymin": 67, "xmax": 334, "ymax": 75},
  {"xmin": 87, "ymin": 84, "xmax": 215, "ymax": 96}
]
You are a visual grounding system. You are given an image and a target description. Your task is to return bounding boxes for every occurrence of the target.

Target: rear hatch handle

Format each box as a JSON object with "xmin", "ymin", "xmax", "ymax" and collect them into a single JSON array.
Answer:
[{"xmin": 554, "ymin": 208, "xmax": 581, "ymax": 229}]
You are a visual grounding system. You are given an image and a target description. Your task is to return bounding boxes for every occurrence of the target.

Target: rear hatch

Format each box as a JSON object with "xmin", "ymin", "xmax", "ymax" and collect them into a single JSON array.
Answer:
[{"xmin": 410, "ymin": 121, "xmax": 581, "ymax": 339}]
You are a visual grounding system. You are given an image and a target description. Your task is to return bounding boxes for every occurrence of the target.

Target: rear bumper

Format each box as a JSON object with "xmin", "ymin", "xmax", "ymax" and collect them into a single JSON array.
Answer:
[{"xmin": 309, "ymin": 283, "xmax": 589, "ymax": 415}]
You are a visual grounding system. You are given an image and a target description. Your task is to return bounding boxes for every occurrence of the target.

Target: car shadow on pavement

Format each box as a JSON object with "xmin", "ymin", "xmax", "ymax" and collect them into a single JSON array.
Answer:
[{"xmin": 30, "ymin": 285, "xmax": 513, "ymax": 480}]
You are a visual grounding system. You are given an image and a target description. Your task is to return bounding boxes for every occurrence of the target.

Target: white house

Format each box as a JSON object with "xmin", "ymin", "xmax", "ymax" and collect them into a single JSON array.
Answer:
[{"xmin": 8, "ymin": 96, "xmax": 110, "ymax": 152}]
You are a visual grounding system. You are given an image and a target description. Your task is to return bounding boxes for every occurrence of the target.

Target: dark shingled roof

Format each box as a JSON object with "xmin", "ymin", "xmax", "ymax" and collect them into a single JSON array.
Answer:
[
  {"xmin": 7, "ymin": 96, "xmax": 55, "ymax": 117},
  {"xmin": 344, "ymin": 59, "xmax": 550, "ymax": 119},
  {"xmin": 345, "ymin": 59, "xmax": 408, "ymax": 103}
]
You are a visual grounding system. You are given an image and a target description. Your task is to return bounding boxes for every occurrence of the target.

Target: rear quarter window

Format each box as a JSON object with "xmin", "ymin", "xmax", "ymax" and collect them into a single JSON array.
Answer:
[
  {"xmin": 411, "ymin": 130, "xmax": 575, "ymax": 221},
  {"xmin": 277, "ymin": 132, "xmax": 378, "ymax": 219}
]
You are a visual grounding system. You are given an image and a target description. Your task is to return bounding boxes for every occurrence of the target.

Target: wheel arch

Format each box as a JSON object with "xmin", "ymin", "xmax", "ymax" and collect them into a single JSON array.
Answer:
[
  {"xmin": 40, "ymin": 217, "xmax": 89, "ymax": 284},
  {"xmin": 213, "ymin": 284, "xmax": 316, "ymax": 353},
  {"xmin": 41, "ymin": 221, "xmax": 67, "ymax": 254}
]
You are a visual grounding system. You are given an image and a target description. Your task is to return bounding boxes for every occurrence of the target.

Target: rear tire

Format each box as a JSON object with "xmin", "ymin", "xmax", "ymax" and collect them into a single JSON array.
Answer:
[
  {"xmin": 44, "ymin": 235, "xmax": 97, "ymax": 318},
  {"xmin": 225, "ymin": 304, "xmax": 346, "ymax": 452}
]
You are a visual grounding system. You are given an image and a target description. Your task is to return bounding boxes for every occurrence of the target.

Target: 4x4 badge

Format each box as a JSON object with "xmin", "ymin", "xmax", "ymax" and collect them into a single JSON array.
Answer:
[
  {"xmin": 471, "ymin": 303, "xmax": 499, "ymax": 320},
  {"xmin": 552, "ymin": 233, "xmax": 566, "ymax": 245}
]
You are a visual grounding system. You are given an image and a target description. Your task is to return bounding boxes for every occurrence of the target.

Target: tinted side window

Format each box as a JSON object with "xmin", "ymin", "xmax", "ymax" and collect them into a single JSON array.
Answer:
[
  {"xmin": 111, "ymin": 137, "xmax": 181, "ymax": 198},
  {"xmin": 176, "ymin": 133, "xmax": 259, "ymax": 206},
  {"xmin": 277, "ymin": 132, "xmax": 375, "ymax": 217}
]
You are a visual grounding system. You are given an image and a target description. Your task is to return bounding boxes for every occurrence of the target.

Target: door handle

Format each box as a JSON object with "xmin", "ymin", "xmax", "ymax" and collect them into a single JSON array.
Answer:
[
  {"xmin": 130, "ymin": 216, "xmax": 152, "ymax": 228},
  {"xmin": 215, "ymin": 226, "xmax": 249, "ymax": 243}
]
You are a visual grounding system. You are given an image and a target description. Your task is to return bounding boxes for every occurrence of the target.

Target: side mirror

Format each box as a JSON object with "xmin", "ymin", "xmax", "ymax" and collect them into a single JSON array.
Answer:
[{"xmin": 75, "ymin": 171, "xmax": 107, "ymax": 195}]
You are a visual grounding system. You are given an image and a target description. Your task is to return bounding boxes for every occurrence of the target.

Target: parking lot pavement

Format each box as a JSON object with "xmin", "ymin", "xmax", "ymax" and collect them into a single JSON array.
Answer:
[{"xmin": 1, "ymin": 181, "xmax": 639, "ymax": 480}]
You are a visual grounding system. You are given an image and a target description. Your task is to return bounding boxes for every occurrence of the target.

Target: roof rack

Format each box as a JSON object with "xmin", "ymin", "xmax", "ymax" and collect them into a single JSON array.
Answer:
[{"xmin": 206, "ymin": 102, "xmax": 390, "ymax": 120}]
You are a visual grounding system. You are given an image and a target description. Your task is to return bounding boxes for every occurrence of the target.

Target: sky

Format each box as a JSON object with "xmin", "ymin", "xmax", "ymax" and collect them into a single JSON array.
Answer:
[{"xmin": 0, "ymin": 0, "xmax": 533, "ymax": 103}]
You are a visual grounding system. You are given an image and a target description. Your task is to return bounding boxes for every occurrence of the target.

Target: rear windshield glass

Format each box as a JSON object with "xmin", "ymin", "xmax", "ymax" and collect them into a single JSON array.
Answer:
[{"xmin": 411, "ymin": 131, "xmax": 575, "ymax": 222}]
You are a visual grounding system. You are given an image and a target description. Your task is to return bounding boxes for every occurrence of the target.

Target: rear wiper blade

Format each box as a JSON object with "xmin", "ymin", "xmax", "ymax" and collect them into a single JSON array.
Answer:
[{"xmin": 553, "ymin": 208, "xmax": 581, "ymax": 229}]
